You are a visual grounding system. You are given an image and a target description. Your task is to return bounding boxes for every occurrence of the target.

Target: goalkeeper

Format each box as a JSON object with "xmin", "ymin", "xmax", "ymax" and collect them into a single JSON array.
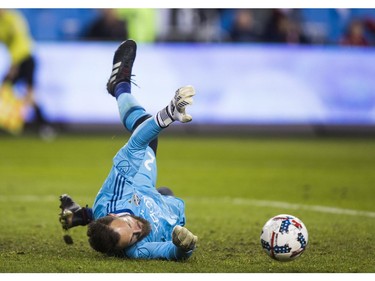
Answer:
[{"xmin": 59, "ymin": 39, "xmax": 198, "ymax": 261}]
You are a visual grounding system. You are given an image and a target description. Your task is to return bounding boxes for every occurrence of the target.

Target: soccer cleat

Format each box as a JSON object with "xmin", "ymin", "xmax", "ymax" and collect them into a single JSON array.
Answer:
[
  {"xmin": 157, "ymin": 187, "xmax": 175, "ymax": 196},
  {"xmin": 59, "ymin": 194, "xmax": 81, "ymax": 213},
  {"xmin": 106, "ymin": 39, "xmax": 137, "ymax": 96},
  {"xmin": 156, "ymin": 85, "xmax": 195, "ymax": 128},
  {"xmin": 59, "ymin": 194, "xmax": 81, "ymax": 230},
  {"xmin": 59, "ymin": 194, "xmax": 93, "ymax": 230}
]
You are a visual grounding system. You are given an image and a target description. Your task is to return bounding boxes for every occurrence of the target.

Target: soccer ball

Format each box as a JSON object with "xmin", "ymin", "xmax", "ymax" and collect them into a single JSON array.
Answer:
[{"xmin": 260, "ymin": 214, "xmax": 308, "ymax": 262}]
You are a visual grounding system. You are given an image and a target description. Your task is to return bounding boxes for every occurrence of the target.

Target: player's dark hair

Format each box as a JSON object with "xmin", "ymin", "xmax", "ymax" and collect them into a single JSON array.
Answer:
[{"xmin": 87, "ymin": 216, "xmax": 124, "ymax": 257}]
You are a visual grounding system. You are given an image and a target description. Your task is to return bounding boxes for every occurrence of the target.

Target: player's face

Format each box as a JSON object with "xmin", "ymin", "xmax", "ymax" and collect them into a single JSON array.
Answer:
[{"xmin": 109, "ymin": 214, "xmax": 151, "ymax": 249}]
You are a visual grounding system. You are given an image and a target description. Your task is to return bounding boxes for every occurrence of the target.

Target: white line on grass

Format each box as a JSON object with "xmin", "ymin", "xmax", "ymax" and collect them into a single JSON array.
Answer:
[
  {"xmin": 1, "ymin": 195, "xmax": 375, "ymax": 218},
  {"xmin": 0, "ymin": 195, "xmax": 58, "ymax": 202},
  {"xmin": 234, "ymin": 198, "xmax": 375, "ymax": 218},
  {"xmin": 186, "ymin": 197, "xmax": 375, "ymax": 218}
]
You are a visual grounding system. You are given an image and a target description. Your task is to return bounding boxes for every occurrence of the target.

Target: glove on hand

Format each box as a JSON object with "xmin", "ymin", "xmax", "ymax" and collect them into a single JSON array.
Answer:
[
  {"xmin": 156, "ymin": 86, "xmax": 195, "ymax": 128},
  {"xmin": 168, "ymin": 86, "xmax": 195, "ymax": 123},
  {"xmin": 172, "ymin": 225, "xmax": 198, "ymax": 252}
]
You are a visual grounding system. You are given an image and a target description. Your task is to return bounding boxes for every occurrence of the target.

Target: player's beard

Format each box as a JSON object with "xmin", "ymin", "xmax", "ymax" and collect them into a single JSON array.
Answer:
[{"xmin": 130, "ymin": 214, "xmax": 151, "ymax": 241}]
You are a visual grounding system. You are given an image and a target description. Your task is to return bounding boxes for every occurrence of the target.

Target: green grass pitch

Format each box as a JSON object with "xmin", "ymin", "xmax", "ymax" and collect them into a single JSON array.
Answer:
[{"xmin": 0, "ymin": 134, "xmax": 374, "ymax": 273}]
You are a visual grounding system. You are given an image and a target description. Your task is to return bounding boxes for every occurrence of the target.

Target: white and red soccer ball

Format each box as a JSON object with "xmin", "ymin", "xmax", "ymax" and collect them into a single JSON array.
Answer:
[{"xmin": 260, "ymin": 214, "xmax": 308, "ymax": 262}]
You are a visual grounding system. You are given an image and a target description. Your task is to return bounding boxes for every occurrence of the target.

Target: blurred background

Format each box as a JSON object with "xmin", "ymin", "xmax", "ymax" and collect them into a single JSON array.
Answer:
[
  {"xmin": 2, "ymin": 8, "xmax": 375, "ymax": 274},
  {"xmin": 1, "ymin": 8, "xmax": 375, "ymax": 137}
]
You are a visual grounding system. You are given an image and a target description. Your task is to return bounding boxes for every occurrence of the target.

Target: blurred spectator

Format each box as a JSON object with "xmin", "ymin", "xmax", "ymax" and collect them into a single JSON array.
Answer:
[
  {"xmin": 364, "ymin": 18, "xmax": 375, "ymax": 34},
  {"xmin": 116, "ymin": 9, "xmax": 156, "ymax": 43},
  {"xmin": 364, "ymin": 18, "xmax": 375, "ymax": 45},
  {"xmin": 263, "ymin": 9, "xmax": 310, "ymax": 44},
  {"xmin": 0, "ymin": 9, "xmax": 54, "ymax": 138},
  {"xmin": 340, "ymin": 19, "xmax": 369, "ymax": 46},
  {"xmin": 228, "ymin": 9, "xmax": 260, "ymax": 42},
  {"xmin": 157, "ymin": 9, "xmax": 221, "ymax": 42},
  {"xmin": 84, "ymin": 9, "xmax": 128, "ymax": 41}
]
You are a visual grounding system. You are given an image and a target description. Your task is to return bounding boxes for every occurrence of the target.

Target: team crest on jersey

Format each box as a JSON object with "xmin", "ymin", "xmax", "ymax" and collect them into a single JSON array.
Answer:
[
  {"xmin": 116, "ymin": 160, "xmax": 130, "ymax": 176},
  {"xmin": 132, "ymin": 194, "xmax": 141, "ymax": 206},
  {"xmin": 137, "ymin": 247, "xmax": 150, "ymax": 258}
]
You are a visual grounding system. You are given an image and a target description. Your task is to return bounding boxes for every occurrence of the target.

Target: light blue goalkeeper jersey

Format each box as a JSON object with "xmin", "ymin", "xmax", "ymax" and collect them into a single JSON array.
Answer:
[{"xmin": 92, "ymin": 118, "xmax": 192, "ymax": 260}]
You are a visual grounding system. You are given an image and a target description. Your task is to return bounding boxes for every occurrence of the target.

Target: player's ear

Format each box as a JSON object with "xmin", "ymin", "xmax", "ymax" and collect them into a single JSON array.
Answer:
[{"xmin": 108, "ymin": 213, "xmax": 116, "ymax": 217}]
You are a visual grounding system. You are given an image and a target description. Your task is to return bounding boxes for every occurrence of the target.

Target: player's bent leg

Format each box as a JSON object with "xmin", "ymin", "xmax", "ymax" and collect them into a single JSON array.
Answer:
[
  {"xmin": 106, "ymin": 40, "xmax": 151, "ymax": 133},
  {"xmin": 116, "ymin": 87, "xmax": 150, "ymax": 132}
]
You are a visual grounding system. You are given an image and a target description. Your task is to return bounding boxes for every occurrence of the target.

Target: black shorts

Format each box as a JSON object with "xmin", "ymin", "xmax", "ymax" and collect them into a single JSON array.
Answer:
[{"xmin": 4, "ymin": 55, "xmax": 36, "ymax": 87}]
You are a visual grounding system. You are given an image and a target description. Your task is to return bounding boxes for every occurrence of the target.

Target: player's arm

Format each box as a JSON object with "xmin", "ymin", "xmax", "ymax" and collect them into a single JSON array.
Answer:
[
  {"xmin": 125, "ymin": 226, "xmax": 198, "ymax": 261},
  {"xmin": 116, "ymin": 86, "xmax": 195, "ymax": 179},
  {"xmin": 125, "ymin": 241, "xmax": 193, "ymax": 261}
]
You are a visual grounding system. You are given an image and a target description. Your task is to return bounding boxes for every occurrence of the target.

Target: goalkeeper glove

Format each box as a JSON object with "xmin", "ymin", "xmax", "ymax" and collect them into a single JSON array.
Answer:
[
  {"xmin": 172, "ymin": 225, "xmax": 198, "ymax": 252},
  {"xmin": 156, "ymin": 85, "xmax": 195, "ymax": 128}
]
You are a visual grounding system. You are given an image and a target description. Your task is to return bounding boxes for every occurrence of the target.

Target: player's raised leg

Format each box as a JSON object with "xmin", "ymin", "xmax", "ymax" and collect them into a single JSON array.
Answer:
[{"xmin": 106, "ymin": 40, "xmax": 150, "ymax": 133}]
